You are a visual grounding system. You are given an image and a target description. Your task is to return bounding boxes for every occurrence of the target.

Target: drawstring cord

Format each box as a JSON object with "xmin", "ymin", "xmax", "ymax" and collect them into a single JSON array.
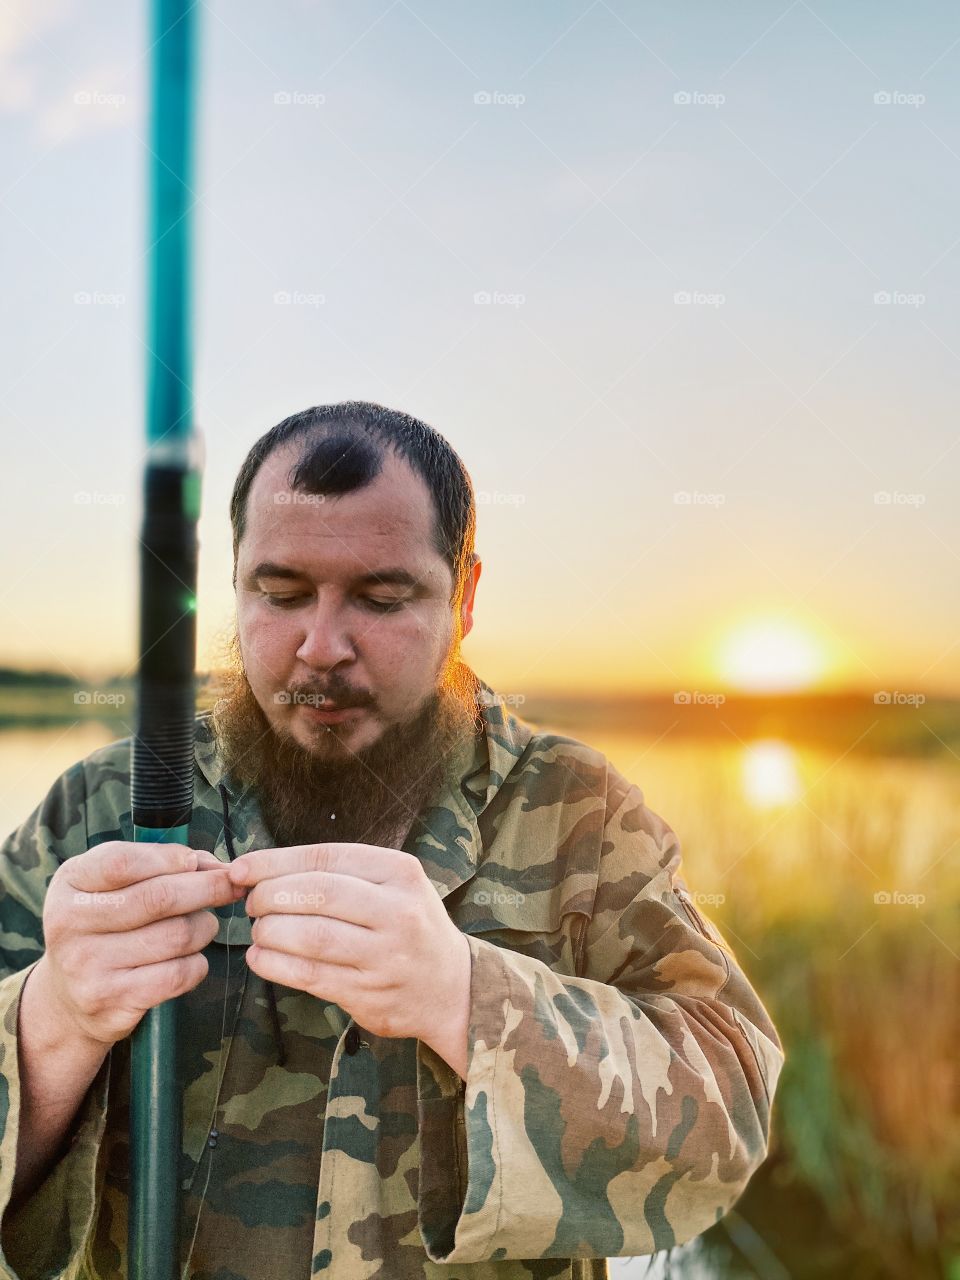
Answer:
[{"xmin": 218, "ymin": 783, "xmax": 286, "ymax": 1066}]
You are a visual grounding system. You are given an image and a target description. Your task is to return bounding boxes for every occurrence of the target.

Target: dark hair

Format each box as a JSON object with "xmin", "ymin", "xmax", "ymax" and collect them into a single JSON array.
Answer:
[{"xmin": 230, "ymin": 401, "xmax": 477, "ymax": 605}]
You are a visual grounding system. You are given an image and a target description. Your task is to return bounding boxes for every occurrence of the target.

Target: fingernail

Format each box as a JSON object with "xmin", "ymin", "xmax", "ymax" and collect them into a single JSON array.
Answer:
[{"xmin": 184, "ymin": 851, "xmax": 198, "ymax": 870}]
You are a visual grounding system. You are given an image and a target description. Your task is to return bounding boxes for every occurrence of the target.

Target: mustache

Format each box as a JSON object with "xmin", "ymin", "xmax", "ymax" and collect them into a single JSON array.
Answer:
[{"xmin": 284, "ymin": 681, "xmax": 376, "ymax": 710}]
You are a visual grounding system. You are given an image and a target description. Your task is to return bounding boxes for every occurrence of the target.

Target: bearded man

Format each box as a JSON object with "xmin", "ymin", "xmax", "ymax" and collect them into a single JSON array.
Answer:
[{"xmin": 0, "ymin": 401, "xmax": 784, "ymax": 1280}]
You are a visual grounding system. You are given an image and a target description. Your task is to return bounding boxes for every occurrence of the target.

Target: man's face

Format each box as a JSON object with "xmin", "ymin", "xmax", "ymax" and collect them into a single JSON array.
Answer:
[{"xmin": 234, "ymin": 441, "xmax": 478, "ymax": 760}]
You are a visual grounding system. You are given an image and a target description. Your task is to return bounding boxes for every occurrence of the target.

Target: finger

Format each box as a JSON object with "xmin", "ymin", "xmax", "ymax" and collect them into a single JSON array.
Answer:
[
  {"xmin": 245, "ymin": 944, "xmax": 358, "ymax": 1002},
  {"xmin": 227, "ymin": 842, "xmax": 410, "ymax": 889},
  {"xmin": 196, "ymin": 849, "xmax": 227, "ymax": 868},
  {"xmin": 115, "ymin": 951, "xmax": 211, "ymax": 1010},
  {"xmin": 250, "ymin": 912, "xmax": 368, "ymax": 966},
  {"xmin": 78, "ymin": 867, "xmax": 245, "ymax": 934},
  {"xmin": 69, "ymin": 842, "xmax": 201, "ymax": 893},
  {"xmin": 107, "ymin": 909, "xmax": 221, "ymax": 968},
  {"xmin": 244, "ymin": 871, "xmax": 385, "ymax": 927}
]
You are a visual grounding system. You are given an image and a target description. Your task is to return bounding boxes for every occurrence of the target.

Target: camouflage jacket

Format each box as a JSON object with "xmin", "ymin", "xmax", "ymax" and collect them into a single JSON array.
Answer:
[{"xmin": 0, "ymin": 681, "xmax": 784, "ymax": 1279}]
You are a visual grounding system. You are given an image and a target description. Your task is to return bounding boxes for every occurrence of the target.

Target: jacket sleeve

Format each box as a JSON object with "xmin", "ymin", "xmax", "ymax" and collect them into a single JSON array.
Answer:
[
  {"xmin": 417, "ymin": 773, "xmax": 785, "ymax": 1264},
  {"xmin": 0, "ymin": 762, "xmax": 114, "ymax": 1280}
]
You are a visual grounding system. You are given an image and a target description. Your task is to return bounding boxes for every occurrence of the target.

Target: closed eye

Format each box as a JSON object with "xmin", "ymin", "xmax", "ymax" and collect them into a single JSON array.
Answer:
[
  {"xmin": 360, "ymin": 597, "xmax": 406, "ymax": 613},
  {"xmin": 263, "ymin": 594, "xmax": 309, "ymax": 609},
  {"xmin": 262, "ymin": 593, "xmax": 406, "ymax": 613}
]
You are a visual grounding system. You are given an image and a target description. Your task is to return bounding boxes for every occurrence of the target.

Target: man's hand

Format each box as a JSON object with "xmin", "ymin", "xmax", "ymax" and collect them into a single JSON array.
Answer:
[
  {"xmin": 226, "ymin": 844, "xmax": 471, "ymax": 1072},
  {"xmin": 39, "ymin": 841, "xmax": 245, "ymax": 1049}
]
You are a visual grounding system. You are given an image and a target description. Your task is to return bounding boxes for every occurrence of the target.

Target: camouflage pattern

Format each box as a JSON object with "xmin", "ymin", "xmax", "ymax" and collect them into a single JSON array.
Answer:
[{"xmin": 0, "ymin": 676, "xmax": 784, "ymax": 1278}]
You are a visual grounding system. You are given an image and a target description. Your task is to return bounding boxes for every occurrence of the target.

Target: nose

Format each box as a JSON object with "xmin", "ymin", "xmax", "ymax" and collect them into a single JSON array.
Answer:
[{"xmin": 294, "ymin": 595, "xmax": 356, "ymax": 670}]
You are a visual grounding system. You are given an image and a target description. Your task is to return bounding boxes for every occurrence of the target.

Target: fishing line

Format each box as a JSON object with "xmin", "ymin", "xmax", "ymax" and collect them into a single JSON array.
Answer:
[{"xmin": 179, "ymin": 792, "xmax": 250, "ymax": 1279}]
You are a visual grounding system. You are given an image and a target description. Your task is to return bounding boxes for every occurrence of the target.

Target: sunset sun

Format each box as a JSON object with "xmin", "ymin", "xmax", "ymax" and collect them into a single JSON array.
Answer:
[{"xmin": 716, "ymin": 617, "xmax": 831, "ymax": 693}]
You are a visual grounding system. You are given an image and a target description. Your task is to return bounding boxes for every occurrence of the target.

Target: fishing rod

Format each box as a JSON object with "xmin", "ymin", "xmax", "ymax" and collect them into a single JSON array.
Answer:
[{"xmin": 129, "ymin": 1, "xmax": 200, "ymax": 1276}]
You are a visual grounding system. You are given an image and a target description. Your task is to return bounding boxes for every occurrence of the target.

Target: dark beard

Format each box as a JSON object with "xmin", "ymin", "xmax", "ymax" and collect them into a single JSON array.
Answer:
[{"xmin": 210, "ymin": 640, "xmax": 482, "ymax": 851}]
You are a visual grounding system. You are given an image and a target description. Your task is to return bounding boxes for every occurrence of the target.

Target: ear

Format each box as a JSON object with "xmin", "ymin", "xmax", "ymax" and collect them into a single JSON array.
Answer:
[{"xmin": 459, "ymin": 555, "xmax": 481, "ymax": 640}]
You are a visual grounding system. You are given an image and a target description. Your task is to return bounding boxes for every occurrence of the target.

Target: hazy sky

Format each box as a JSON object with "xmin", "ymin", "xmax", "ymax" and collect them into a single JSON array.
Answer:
[{"xmin": 2, "ymin": 0, "xmax": 958, "ymax": 695}]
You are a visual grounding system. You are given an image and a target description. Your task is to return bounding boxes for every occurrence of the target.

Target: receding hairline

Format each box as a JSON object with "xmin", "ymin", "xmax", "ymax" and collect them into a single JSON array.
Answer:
[
  {"xmin": 235, "ymin": 456, "xmax": 456, "ymax": 596},
  {"xmin": 230, "ymin": 405, "xmax": 477, "ymax": 603},
  {"xmin": 250, "ymin": 429, "xmax": 423, "ymax": 495}
]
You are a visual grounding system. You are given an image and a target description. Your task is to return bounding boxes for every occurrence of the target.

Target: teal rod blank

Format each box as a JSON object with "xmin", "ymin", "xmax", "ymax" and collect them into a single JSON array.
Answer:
[
  {"xmin": 129, "ymin": 2, "xmax": 200, "ymax": 1278},
  {"xmin": 146, "ymin": 0, "xmax": 195, "ymax": 449}
]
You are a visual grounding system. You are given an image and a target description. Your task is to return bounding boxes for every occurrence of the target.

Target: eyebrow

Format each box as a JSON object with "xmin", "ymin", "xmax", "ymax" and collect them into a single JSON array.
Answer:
[{"xmin": 249, "ymin": 561, "xmax": 425, "ymax": 590}]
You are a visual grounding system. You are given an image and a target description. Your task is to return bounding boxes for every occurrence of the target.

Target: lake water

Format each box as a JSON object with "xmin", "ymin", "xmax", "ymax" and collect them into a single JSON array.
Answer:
[{"xmin": 0, "ymin": 722, "xmax": 118, "ymax": 837}]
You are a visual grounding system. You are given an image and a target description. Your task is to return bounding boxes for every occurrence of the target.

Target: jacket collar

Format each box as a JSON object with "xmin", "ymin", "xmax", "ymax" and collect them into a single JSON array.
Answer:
[{"xmin": 194, "ymin": 674, "xmax": 533, "ymax": 905}]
